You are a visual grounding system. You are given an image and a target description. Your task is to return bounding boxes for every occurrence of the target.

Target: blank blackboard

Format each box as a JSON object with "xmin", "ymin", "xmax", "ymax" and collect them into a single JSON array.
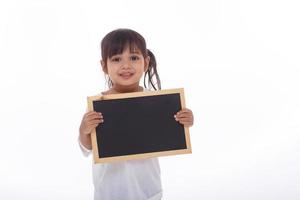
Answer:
[{"xmin": 87, "ymin": 88, "xmax": 192, "ymax": 163}]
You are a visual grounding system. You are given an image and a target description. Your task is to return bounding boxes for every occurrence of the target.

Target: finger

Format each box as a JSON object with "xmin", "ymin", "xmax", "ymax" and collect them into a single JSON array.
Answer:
[
  {"xmin": 176, "ymin": 113, "xmax": 192, "ymax": 118},
  {"xmin": 85, "ymin": 111, "xmax": 97, "ymax": 116},
  {"xmin": 175, "ymin": 117, "xmax": 192, "ymax": 124},
  {"xmin": 89, "ymin": 112, "xmax": 102, "ymax": 117},
  {"xmin": 88, "ymin": 123, "xmax": 101, "ymax": 131},
  {"xmin": 175, "ymin": 113, "xmax": 192, "ymax": 120},
  {"xmin": 89, "ymin": 120, "xmax": 104, "ymax": 128},
  {"xmin": 86, "ymin": 113, "xmax": 103, "ymax": 120},
  {"xmin": 177, "ymin": 116, "xmax": 192, "ymax": 121},
  {"xmin": 88, "ymin": 115, "xmax": 103, "ymax": 121},
  {"xmin": 86, "ymin": 111, "xmax": 102, "ymax": 118},
  {"xmin": 175, "ymin": 110, "xmax": 192, "ymax": 117},
  {"xmin": 177, "ymin": 111, "xmax": 192, "ymax": 117},
  {"xmin": 88, "ymin": 119, "xmax": 104, "ymax": 125},
  {"xmin": 178, "ymin": 119, "xmax": 193, "ymax": 124},
  {"xmin": 86, "ymin": 117, "xmax": 102, "ymax": 123}
]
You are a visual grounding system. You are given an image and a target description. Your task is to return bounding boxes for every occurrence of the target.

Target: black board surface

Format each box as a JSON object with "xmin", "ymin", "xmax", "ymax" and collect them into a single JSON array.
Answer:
[{"xmin": 92, "ymin": 93, "xmax": 187, "ymax": 159}]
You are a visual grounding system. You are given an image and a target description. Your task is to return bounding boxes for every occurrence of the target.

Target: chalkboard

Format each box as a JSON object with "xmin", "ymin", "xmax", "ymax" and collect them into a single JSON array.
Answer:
[{"xmin": 87, "ymin": 88, "xmax": 192, "ymax": 163}]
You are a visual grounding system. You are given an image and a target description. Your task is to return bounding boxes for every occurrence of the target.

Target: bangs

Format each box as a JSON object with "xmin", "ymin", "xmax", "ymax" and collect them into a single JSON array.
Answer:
[
  {"xmin": 101, "ymin": 29, "xmax": 147, "ymax": 61},
  {"xmin": 108, "ymin": 41, "xmax": 141, "ymax": 58}
]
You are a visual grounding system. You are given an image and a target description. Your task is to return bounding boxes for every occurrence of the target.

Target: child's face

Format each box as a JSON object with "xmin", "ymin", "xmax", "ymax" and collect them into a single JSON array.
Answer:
[{"xmin": 102, "ymin": 46, "xmax": 149, "ymax": 89}]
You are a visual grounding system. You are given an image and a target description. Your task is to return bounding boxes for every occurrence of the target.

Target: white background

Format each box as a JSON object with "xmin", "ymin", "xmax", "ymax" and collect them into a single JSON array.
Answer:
[{"xmin": 0, "ymin": 0, "xmax": 300, "ymax": 199}]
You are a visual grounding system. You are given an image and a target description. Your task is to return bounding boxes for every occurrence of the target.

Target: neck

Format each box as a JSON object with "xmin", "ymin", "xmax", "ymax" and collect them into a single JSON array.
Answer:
[{"xmin": 111, "ymin": 85, "xmax": 143, "ymax": 94}]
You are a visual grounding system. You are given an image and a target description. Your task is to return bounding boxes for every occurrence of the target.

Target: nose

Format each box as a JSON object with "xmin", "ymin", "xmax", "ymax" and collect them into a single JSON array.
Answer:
[{"xmin": 121, "ymin": 59, "xmax": 131, "ymax": 69}]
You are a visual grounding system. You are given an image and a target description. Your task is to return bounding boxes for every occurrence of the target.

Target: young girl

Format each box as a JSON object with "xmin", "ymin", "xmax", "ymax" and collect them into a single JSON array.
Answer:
[{"xmin": 79, "ymin": 28, "xmax": 194, "ymax": 200}]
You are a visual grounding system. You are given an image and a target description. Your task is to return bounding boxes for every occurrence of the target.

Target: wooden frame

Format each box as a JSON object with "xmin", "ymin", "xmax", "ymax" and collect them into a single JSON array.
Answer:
[{"xmin": 87, "ymin": 88, "xmax": 192, "ymax": 163}]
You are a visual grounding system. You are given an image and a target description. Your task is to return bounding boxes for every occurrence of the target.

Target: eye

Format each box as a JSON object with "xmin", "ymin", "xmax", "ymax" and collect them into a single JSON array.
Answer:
[
  {"xmin": 111, "ymin": 57, "xmax": 121, "ymax": 62},
  {"xmin": 130, "ymin": 55, "xmax": 140, "ymax": 61}
]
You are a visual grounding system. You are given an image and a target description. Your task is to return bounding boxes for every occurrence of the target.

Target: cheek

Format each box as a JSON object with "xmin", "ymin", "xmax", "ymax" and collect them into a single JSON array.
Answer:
[
  {"xmin": 106, "ymin": 64, "xmax": 118, "ymax": 74},
  {"xmin": 137, "ymin": 60, "xmax": 146, "ymax": 70}
]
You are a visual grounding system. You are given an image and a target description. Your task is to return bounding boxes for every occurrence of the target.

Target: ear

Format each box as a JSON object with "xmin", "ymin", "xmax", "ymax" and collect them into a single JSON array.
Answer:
[
  {"xmin": 144, "ymin": 56, "xmax": 150, "ymax": 72},
  {"xmin": 101, "ymin": 60, "xmax": 108, "ymax": 74}
]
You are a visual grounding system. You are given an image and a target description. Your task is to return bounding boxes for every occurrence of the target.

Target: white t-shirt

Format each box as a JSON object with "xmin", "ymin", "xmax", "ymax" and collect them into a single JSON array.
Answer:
[{"xmin": 79, "ymin": 108, "xmax": 163, "ymax": 200}]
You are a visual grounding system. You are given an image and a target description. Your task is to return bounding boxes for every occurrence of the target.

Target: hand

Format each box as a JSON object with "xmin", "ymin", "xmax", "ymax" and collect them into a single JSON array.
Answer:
[
  {"xmin": 174, "ymin": 108, "xmax": 194, "ymax": 127},
  {"xmin": 79, "ymin": 111, "xmax": 104, "ymax": 136},
  {"xmin": 79, "ymin": 111, "xmax": 104, "ymax": 150}
]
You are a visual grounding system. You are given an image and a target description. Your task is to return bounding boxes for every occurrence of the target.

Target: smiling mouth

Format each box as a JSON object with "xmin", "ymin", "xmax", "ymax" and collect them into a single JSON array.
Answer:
[{"xmin": 120, "ymin": 72, "xmax": 134, "ymax": 79}]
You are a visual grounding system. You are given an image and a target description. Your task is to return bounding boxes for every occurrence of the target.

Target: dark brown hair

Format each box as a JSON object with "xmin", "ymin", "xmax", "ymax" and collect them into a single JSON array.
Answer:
[{"xmin": 100, "ymin": 28, "xmax": 161, "ymax": 90}]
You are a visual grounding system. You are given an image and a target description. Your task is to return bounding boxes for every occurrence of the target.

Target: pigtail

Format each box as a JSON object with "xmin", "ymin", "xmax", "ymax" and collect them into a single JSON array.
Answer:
[
  {"xmin": 144, "ymin": 49, "xmax": 161, "ymax": 90},
  {"xmin": 105, "ymin": 74, "xmax": 113, "ymax": 89}
]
